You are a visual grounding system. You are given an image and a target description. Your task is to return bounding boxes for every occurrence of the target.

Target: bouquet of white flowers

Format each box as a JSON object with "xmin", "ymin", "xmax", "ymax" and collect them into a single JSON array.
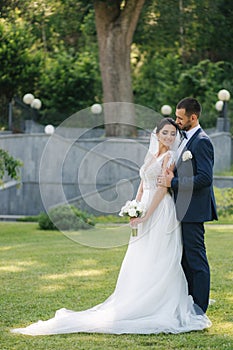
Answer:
[{"xmin": 119, "ymin": 200, "xmax": 146, "ymax": 236}]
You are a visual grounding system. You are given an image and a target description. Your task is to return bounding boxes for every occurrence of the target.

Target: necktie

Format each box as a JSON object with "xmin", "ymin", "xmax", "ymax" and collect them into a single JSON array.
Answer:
[
  {"xmin": 178, "ymin": 131, "xmax": 187, "ymax": 147},
  {"xmin": 176, "ymin": 132, "xmax": 188, "ymax": 161}
]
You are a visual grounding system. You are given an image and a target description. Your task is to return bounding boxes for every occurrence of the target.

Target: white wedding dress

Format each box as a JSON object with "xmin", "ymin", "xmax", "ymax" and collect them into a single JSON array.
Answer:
[{"xmin": 11, "ymin": 151, "xmax": 211, "ymax": 336}]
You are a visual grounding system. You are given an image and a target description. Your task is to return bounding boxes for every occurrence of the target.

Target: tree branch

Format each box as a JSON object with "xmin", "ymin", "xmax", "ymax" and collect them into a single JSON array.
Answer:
[
  {"xmin": 94, "ymin": 0, "xmax": 121, "ymax": 26},
  {"xmin": 94, "ymin": 0, "xmax": 145, "ymax": 45},
  {"xmin": 121, "ymin": 0, "xmax": 146, "ymax": 45}
]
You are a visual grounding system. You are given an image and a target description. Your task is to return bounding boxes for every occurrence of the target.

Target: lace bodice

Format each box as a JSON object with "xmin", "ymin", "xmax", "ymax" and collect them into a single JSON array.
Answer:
[{"xmin": 140, "ymin": 151, "xmax": 174, "ymax": 190}]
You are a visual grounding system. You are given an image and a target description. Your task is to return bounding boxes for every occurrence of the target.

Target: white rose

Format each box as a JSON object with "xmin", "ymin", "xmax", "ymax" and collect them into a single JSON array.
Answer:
[
  {"xmin": 128, "ymin": 208, "xmax": 137, "ymax": 217},
  {"xmin": 129, "ymin": 199, "xmax": 138, "ymax": 208},
  {"xmin": 137, "ymin": 202, "xmax": 145, "ymax": 214},
  {"xmin": 123, "ymin": 201, "xmax": 130, "ymax": 209},
  {"xmin": 136, "ymin": 202, "xmax": 143, "ymax": 211},
  {"xmin": 182, "ymin": 150, "xmax": 193, "ymax": 162},
  {"xmin": 119, "ymin": 201, "xmax": 130, "ymax": 216}
]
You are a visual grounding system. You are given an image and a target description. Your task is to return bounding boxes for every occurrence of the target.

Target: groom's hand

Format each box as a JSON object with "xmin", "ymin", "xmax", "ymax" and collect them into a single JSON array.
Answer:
[{"xmin": 157, "ymin": 170, "xmax": 174, "ymax": 188}]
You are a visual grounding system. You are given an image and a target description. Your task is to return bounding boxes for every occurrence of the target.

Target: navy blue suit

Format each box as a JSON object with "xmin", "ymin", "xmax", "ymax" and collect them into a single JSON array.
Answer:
[{"xmin": 171, "ymin": 128, "xmax": 218, "ymax": 313}]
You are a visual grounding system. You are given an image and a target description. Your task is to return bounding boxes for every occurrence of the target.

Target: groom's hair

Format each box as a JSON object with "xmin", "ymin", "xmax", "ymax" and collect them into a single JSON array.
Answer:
[{"xmin": 176, "ymin": 97, "xmax": 202, "ymax": 118}]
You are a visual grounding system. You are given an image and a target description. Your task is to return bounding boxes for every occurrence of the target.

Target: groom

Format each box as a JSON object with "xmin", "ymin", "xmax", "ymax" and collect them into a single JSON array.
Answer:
[{"xmin": 158, "ymin": 97, "xmax": 218, "ymax": 314}]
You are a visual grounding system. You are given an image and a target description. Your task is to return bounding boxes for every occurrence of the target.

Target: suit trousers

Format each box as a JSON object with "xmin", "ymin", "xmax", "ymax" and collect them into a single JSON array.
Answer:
[{"xmin": 181, "ymin": 222, "xmax": 210, "ymax": 313}]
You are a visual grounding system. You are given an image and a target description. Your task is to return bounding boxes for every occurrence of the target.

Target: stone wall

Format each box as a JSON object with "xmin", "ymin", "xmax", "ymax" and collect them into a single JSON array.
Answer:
[
  {"xmin": 0, "ymin": 130, "xmax": 232, "ymax": 216},
  {"xmin": 210, "ymin": 132, "xmax": 232, "ymax": 173}
]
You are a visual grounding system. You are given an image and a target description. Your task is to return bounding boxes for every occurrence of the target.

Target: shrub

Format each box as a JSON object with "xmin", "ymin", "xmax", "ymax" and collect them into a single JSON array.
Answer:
[
  {"xmin": 214, "ymin": 187, "xmax": 233, "ymax": 217},
  {"xmin": 0, "ymin": 149, "xmax": 23, "ymax": 184},
  {"xmin": 17, "ymin": 215, "xmax": 39, "ymax": 222},
  {"xmin": 38, "ymin": 212, "xmax": 57, "ymax": 230},
  {"xmin": 38, "ymin": 205, "xmax": 95, "ymax": 230}
]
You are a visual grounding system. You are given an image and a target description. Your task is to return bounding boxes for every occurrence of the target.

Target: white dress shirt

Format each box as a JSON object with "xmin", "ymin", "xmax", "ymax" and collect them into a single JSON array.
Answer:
[{"xmin": 176, "ymin": 124, "xmax": 201, "ymax": 162}]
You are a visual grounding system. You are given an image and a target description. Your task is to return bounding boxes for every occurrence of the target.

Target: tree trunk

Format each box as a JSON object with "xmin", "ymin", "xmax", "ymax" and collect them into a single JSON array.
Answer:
[{"xmin": 94, "ymin": 0, "xmax": 145, "ymax": 136}]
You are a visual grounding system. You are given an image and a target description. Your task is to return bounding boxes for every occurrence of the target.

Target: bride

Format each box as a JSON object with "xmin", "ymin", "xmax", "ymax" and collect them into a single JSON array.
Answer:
[{"xmin": 11, "ymin": 118, "xmax": 211, "ymax": 336}]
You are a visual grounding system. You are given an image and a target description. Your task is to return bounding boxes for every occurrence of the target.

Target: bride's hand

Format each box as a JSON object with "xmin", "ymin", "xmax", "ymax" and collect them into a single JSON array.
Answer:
[{"xmin": 130, "ymin": 217, "xmax": 145, "ymax": 227}]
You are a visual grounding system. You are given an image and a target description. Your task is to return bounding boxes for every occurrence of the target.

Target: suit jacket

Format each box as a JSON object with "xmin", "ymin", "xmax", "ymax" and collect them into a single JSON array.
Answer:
[{"xmin": 171, "ymin": 128, "xmax": 218, "ymax": 222}]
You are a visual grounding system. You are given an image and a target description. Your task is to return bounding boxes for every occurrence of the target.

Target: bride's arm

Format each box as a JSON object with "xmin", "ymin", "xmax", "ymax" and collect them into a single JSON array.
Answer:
[
  {"xmin": 135, "ymin": 180, "xmax": 143, "ymax": 202},
  {"xmin": 142, "ymin": 153, "xmax": 172, "ymax": 219},
  {"xmin": 131, "ymin": 153, "xmax": 173, "ymax": 224},
  {"xmin": 140, "ymin": 186, "xmax": 167, "ymax": 221}
]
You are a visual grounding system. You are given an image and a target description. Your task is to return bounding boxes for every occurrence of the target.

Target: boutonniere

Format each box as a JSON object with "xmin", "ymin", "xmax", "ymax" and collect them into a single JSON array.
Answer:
[{"xmin": 182, "ymin": 150, "xmax": 193, "ymax": 162}]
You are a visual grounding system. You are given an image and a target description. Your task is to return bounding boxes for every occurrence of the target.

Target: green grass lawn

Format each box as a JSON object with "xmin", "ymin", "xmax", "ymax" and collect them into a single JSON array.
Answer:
[{"xmin": 1, "ymin": 222, "xmax": 233, "ymax": 350}]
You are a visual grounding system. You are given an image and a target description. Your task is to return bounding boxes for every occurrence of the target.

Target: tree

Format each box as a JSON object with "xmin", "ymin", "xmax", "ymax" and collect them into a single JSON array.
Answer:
[
  {"xmin": 94, "ymin": 0, "xmax": 146, "ymax": 136},
  {"xmin": 1, "ymin": 0, "xmax": 233, "ymax": 133},
  {"xmin": 37, "ymin": 50, "xmax": 102, "ymax": 125}
]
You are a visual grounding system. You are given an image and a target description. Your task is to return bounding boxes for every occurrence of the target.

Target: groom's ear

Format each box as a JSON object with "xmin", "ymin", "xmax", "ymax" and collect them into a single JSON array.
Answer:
[{"xmin": 190, "ymin": 114, "xmax": 198, "ymax": 122}]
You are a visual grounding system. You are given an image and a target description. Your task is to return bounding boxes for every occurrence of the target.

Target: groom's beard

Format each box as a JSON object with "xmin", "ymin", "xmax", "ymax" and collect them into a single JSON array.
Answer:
[{"xmin": 181, "ymin": 120, "xmax": 192, "ymax": 131}]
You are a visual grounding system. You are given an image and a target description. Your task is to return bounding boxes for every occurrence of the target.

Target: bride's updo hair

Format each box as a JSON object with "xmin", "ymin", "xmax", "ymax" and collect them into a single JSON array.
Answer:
[
  {"xmin": 156, "ymin": 118, "xmax": 180, "ymax": 134},
  {"xmin": 147, "ymin": 117, "xmax": 181, "ymax": 161}
]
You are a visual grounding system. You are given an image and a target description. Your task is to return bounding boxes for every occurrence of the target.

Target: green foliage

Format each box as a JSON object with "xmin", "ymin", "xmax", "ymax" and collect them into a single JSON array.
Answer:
[
  {"xmin": 0, "ymin": 148, "xmax": 23, "ymax": 183},
  {"xmin": 0, "ymin": 2, "xmax": 100, "ymax": 128},
  {"xmin": 0, "ymin": 16, "xmax": 44, "ymax": 126},
  {"xmin": 135, "ymin": 0, "xmax": 180, "ymax": 54},
  {"xmin": 133, "ymin": 53, "xmax": 183, "ymax": 110},
  {"xmin": 177, "ymin": 60, "xmax": 233, "ymax": 129},
  {"xmin": 38, "ymin": 205, "xmax": 95, "ymax": 230},
  {"xmin": 17, "ymin": 215, "xmax": 39, "ymax": 222},
  {"xmin": 134, "ymin": 54, "xmax": 233, "ymax": 129},
  {"xmin": 0, "ymin": 17, "xmax": 44, "ymax": 98},
  {"xmin": 37, "ymin": 50, "xmax": 101, "ymax": 125},
  {"xmin": 38, "ymin": 212, "xmax": 56, "ymax": 230},
  {"xmin": 18, "ymin": 214, "xmax": 129, "ymax": 224},
  {"xmin": 135, "ymin": 0, "xmax": 233, "ymax": 64},
  {"xmin": 214, "ymin": 187, "xmax": 233, "ymax": 217},
  {"xmin": 1, "ymin": 0, "xmax": 233, "ymax": 131}
]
